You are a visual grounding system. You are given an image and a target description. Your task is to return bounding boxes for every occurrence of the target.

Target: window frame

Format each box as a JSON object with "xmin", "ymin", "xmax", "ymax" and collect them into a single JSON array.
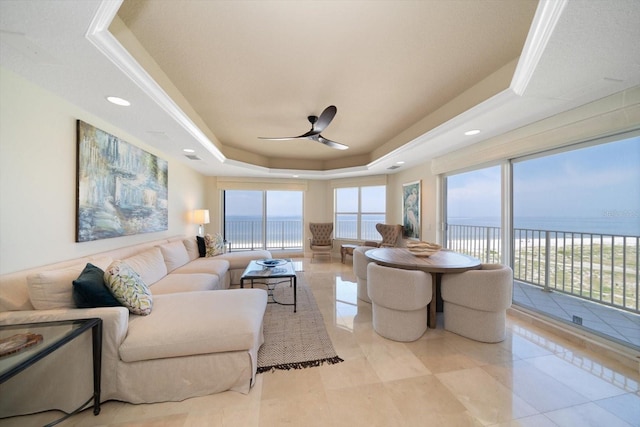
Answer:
[{"xmin": 334, "ymin": 185, "xmax": 386, "ymax": 241}]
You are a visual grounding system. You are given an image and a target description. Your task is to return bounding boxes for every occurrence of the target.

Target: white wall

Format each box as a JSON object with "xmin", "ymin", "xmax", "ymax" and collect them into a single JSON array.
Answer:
[
  {"xmin": 388, "ymin": 165, "xmax": 438, "ymax": 243},
  {"xmin": 0, "ymin": 66, "xmax": 450, "ymax": 274},
  {"xmin": 0, "ymin": 68, "xmax": 207, "ymax": 274}
]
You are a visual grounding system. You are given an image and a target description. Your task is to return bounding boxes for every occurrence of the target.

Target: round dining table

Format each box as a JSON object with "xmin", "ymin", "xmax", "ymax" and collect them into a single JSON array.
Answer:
[{"xmin": 365, "ymin": 247, "xmax": 481, "ymax": 328}]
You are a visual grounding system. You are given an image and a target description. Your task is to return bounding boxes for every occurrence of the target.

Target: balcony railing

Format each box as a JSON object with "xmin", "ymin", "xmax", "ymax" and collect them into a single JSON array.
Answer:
[
  {"xmin": 226, "ymin": 219, "xmax": 383, "ymax": 251},
  {"xmin": 225, "ymin": 220, "xmax": 303, "ymax": 251},
  {"xmin": 446, "ymin": 224, "xmax": 639, "ymax": 314}
]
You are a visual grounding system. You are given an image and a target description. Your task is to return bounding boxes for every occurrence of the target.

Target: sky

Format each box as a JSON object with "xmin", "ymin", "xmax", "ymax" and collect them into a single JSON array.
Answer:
[
  {"xmin": 447, "ymin": 135, "xmax": 640, "ymax": 228},
  {"xmin": 224, "ymin": 136, "xmax": 639, "ymax": 233},
  {"xmin": 225, "ymin": 186, "xmax": 386, "ymax": 218},
  {"xmin": 225, "ymin": 190, "xmax": 303, "ymax": 217}
]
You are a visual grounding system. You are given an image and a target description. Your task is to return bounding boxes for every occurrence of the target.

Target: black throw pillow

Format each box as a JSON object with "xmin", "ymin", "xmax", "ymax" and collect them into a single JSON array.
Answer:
[
  {"xmin": 196, "ymin": 236, "xmax": 206, "ymax": 257},
  {"xmin": 73, "ymin": 263, "xmax": 122, "ymax": 308}
]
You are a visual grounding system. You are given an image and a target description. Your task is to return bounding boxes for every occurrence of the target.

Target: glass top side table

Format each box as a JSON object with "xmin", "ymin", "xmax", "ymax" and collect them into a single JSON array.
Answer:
[{"xmin": 0, "ymin": 318, "xmax": 103, "ymax": 425}]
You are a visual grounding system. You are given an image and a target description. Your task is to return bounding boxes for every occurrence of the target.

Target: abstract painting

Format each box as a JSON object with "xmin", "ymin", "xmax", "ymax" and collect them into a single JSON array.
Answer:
[
  {"xmin": 402, "ymin": 180, "xmax": 421, "ymax": 240},
  {"xmin": 76, "ymin": 120, "xmax": 168, "ymax": 242}
]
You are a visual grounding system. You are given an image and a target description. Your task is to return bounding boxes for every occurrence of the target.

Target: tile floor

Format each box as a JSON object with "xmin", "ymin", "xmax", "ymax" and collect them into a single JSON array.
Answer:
[{"xmin": 1, "ymin": 258, "xmax": 639, "ymax": 427}]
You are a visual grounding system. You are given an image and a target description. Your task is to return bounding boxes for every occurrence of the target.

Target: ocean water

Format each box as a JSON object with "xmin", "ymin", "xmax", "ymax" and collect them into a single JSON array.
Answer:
[
  {"xmin": 225, "ymin": 214, "xmax": 639, "ymax": 248},
  {"xmin": 448, "ymin": 216, "xmax": 639, "ymax": 237}
]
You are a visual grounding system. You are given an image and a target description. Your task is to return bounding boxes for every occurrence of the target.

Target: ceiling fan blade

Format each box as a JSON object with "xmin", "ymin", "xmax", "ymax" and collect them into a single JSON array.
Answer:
[
  {"xmin": 259, "ymin": 123, "xmax": 321, "ymax": 140},
  {"xmin": 258, "ymin": 129, "xmax": 315, "ymax": 140},
  {"xmin": 258, "ymin": 136, "xmax": 297, "ymax": 141},
  {"xmin": 318, "ymin": 135, "xmax": 349, "ymax": 150},
  {"xmin": 313, "ymin": 105, "xmax": 337, "ymax": 132}
]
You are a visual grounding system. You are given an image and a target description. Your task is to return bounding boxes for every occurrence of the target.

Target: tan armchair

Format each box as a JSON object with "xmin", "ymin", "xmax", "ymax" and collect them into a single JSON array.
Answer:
[
  {"xmin": 375, "ymin": 223, "xmax": 403, "ymax": 247},
  {"xmin": 309, "ymin": 222, "xmax": 334, "ymax": 262}
]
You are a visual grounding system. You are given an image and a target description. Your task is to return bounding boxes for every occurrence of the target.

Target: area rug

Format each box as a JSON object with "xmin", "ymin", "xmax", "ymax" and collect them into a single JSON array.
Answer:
[{"xmin": 257, "ymin": 272, "xmax": 343, "ymax": 373}]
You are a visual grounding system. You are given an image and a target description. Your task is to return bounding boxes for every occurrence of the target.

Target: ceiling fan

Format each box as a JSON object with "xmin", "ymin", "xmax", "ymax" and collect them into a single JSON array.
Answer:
[{"xmin": 259, "ymin": 105, "xmax": 349, "ymax": 150}]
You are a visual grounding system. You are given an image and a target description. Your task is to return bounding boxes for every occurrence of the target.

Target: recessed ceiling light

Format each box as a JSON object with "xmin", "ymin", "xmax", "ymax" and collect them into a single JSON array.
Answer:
[
  {"xmin": 396, "ymin": 161, "xmax": 405, "ymax": 165},
  {"xmin": 183, "ymin": 148, "xmax": 195, "ymax": 153},
  {"xmin": 292, "ymin": 175, "xmax": 299, "ymax": 178},
  {"xmin": 106, "ymin": 96, "xmax": 131, "ymax": 106},
  {"xmin": 464, "ymin": 129, "xmax": 481, "ymax": 136}
]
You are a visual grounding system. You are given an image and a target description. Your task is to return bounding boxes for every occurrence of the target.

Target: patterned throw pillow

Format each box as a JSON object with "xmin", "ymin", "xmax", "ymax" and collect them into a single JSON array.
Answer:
[
  {"xmin": 104, "ymin": 260, "xmax": 153, "ymax": 315},
  {"xmin": 204, "ymin": 233, "xmax": 225, "ymax": 257}
]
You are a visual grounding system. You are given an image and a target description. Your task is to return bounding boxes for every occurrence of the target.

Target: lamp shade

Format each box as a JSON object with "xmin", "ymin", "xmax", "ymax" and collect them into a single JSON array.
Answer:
[{"xmin": 193, "ymin": 209, "xmax": 210, "ymax": 224}]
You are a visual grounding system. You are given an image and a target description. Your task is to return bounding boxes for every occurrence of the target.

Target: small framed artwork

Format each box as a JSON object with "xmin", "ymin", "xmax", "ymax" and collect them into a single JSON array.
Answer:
[
  {"xmin": 76, "ymin": 120, "xmax": 168, "ymax": 242},
  {"xmin": 402, "ymin": 180, "xmax": 421, "ymax": 240}
]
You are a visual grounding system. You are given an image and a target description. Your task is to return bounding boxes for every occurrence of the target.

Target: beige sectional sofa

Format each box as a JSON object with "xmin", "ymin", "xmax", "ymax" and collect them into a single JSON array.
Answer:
[{"xmin": 0, "ymin": 236, "xmax": 272, "ymax": 418}]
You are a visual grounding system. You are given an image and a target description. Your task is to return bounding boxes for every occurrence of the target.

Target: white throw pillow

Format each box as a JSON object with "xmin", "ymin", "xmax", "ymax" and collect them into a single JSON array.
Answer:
[
  {"xmin": 182, "ymin": 238, "xmax": 200, "ymax": 261},
  {"xmin": 158, "ymin": 241, "xmax": 190, "ymax": 272}
]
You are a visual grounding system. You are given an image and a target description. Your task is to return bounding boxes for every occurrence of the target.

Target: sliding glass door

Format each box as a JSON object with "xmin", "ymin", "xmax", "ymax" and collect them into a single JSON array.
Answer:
[
  {"xmin": 445, "ymin": 165, "xmax": 502, "ymax": 263},
  {"xmin": 224, "ymin": 190, "xmax": 303, "ymax": 251},
  {"xmin": 444, "ymin": 133, "xmax": 640, "ymax": 349}
]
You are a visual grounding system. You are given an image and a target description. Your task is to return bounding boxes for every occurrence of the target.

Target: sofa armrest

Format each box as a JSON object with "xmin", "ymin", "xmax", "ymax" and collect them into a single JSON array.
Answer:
[{"xmin": 0, "ymin": 307, "xmax": 129, "ymax": 342}]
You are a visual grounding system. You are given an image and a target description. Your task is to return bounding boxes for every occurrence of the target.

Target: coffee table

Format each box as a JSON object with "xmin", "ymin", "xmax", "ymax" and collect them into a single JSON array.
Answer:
[{"xmin": 240, "ymin": 259, "xmax": 298, "ymax": 312}]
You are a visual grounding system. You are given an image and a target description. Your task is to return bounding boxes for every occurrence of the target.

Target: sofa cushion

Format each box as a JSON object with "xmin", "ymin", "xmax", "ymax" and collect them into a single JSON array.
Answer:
[
  {"xmin": 26, "ymin": 263, "xmax": 85, "ymax": 310},
  {"xmin": 104, "ymin": 260, "xmax": 153, "ymax": 316},
  {"xmin": 158, "ymin": 241, "xmax": 190, "ymax": 272},
  {"xmin": 149, "ymin": 273, "xmax": 221, "ymax": 295},
  {"xmin": 123, "ymin": 247, "xmax": 167, "ymax": 286},
  {"xmin": 72, "ymin": 263, "xmax": 121, "ymax": 308},
  {"xmin": 220, "ymin": 251, "xmax": 272, "ymax": 270},
  {"xmin": 119, "ymin": 289, "xmax": 267, "ymax": 363},
  {"xmin": 25, "ymin": 257, "xmax": 115, "ymax": 310},
  {"xmin": 171, "ymin": 257, "xmax": 230, "ymax": 277},
  {"xmin": 182, "ymin": 237, "xmax": 201, "ymax": 261}
]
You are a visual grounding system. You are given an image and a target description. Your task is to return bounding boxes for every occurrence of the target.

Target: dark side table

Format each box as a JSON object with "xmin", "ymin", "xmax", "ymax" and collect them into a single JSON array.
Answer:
[
  {"xmin": 340, "ymin": 244, "xmax": 358, "ymax": 263},
  {"xmin": 0, "ymin": 318, "xmax": 103, "ymax": 425}
]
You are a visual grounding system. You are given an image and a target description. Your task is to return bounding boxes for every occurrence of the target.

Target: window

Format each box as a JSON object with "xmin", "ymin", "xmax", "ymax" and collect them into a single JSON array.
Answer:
[
  {"xmin": 334, "ymin": 185, "xmax": 386, "ymax": 240},
  {"xmin": 223, "ymin": 190, "xmax": 303, "ymax": 250},
  {"xmin": 512, "ymin": 136, "xmax": 639, "ymax": 312}
]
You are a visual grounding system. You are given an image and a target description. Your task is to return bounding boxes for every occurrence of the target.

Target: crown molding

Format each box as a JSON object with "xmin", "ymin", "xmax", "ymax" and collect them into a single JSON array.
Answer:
[
  {"xmin": 85, "ymin": 0, "xmax": 226, "ymax": 163},
  {"xmin": 511, "ymin": 0, "xmax": 568, "ymax": 96}
]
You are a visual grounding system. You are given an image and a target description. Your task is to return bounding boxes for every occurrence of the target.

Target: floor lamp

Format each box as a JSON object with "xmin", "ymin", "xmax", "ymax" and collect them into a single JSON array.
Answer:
[{"xmin": 193, "ymin": 209, "xmax": 210, "ymax": 237}]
